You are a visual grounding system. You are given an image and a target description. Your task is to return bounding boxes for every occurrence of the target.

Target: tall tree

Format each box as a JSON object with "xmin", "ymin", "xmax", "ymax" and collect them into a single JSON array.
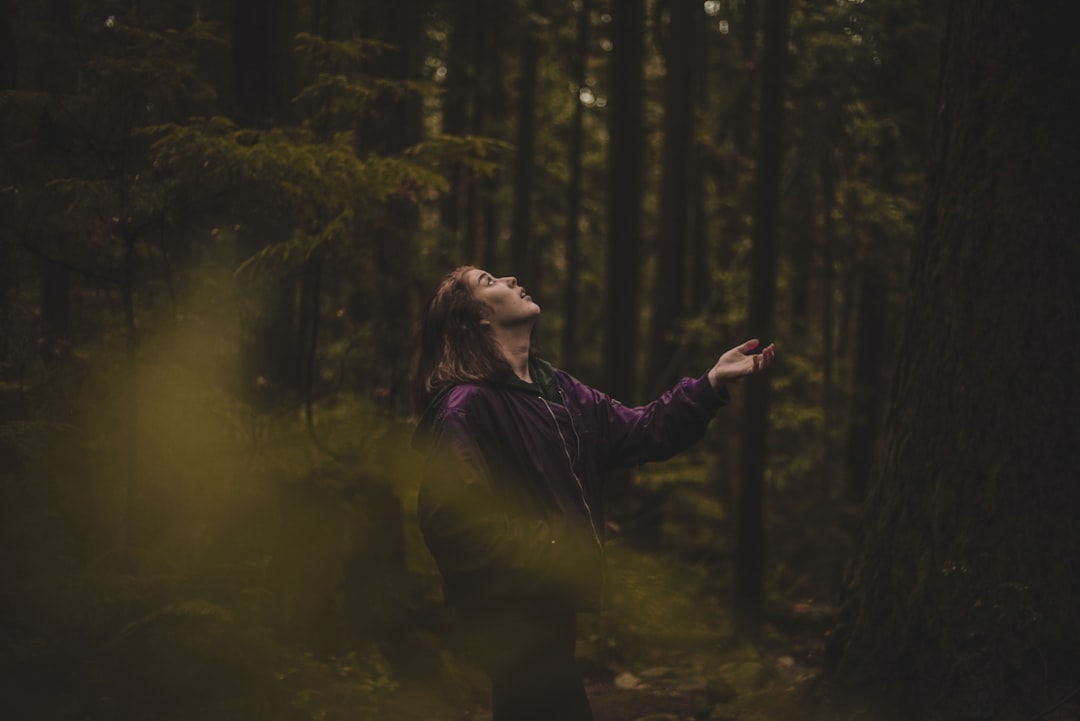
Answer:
[
  {"xmin": 845, "ymin": 257, "xmax": 885, "ymax": 500},
  {"xmin": 734, "ymin": 0, "xmax": 788, "ymax": 639},
  {"xmin": 510, "ymin": 3, "xmax": 540, "ymax": 288},
  {"xmin": 0, "ymin": 0, "xmax": 14, "ymax": 89},
  {"xmin": 231, "ymin": 0, "xmax": 283, "ymax": 122},
  {"xmin": 560, "ymin": 0, "xmax": 591, "ymax": 375},
  {"xmin": 231, "ymin": 0, "xmax": 303, "ymax": 413},
  {"xmin": 438, "ymin": 2, "xmax": 471, "ymax": 257},
  {"xmin": 605, "ymin": 0, "xmax": 645, "ymax": 404},
  {"xmin": 0, "ymin": 0, "xmax": 12, "ymax": 341},
  {"xmin": 646, "ymin": 0, "xmax": 696, "ymax": 398},
  {"xmin": 35, "ymin": 0, "xmax": 74, "ymax": 368},
  {"xmin": 357, "ymin": 0, "xmax": 424, "ymax": 411},
  {"xmin": 832, "ymin": 1, "xmax": 1080, "ymax": 716}
]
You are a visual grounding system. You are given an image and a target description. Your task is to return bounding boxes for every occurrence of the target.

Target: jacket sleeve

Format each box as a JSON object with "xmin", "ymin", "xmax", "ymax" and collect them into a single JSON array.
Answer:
[
  {"xmin": 416, "ymin": 406, "xmax": 589, "ymax": 597},
  {"xmin": 569, "ymin": 373, "xmax": 730, "ymax": 469}
]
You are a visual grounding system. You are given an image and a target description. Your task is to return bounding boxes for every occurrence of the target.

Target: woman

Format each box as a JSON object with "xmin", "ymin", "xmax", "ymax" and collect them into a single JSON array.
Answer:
[{"xmin": 413, "ymin": 266, "xmax": 775, "ymax": 721}]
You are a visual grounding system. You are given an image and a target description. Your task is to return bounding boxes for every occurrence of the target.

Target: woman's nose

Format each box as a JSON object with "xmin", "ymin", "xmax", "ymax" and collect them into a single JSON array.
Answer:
[{"xmin": 505, "ymin": 277, "xmax": 518, "ymax": 287}]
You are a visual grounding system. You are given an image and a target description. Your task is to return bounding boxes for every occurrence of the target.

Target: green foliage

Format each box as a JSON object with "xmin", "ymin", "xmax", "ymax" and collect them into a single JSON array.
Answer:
[{"xmin": 0, "ymin": 0, "xmax": 952, "ymax": 717}]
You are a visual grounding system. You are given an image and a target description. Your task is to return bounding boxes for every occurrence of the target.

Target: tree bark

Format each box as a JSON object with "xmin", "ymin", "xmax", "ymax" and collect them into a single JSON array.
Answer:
[
  {"xmin": 510, "ymin": 4, "xmax": 539, "ymax": 288},
  {"xmin": 844, "ymin": 260, "xmax": 885, "ymax": 500},
  {"xmin": 357, "ymin": 0, "xmax": 423, "ymax": 412},
  {"xmin": 1, "ymin": 0, "xmax": 15, "ymax": 90},
  {"xmin": 231, "ymin": 0, "xmax": 299, "ymax": 408},
  {"xmin": 734, "ymin": 0, "xmax": 788, "ymax": 640},
  {"xmin": 560, "ymin": 0, "xmax": 590, "ymax": 375},
  {"xmin": 604, "ymin": 0, "xmax": 645, "ymax": 405},
  {"xmin": 439, "ymin": 2, "xmax": 472, "ymax": 257},
  {"xmin": 819, "ymin": 146, "xmax": 837, "ymax": 486},
  {"xmin": 35, "ymin": 0, "xmax": 73, "ymax": 368},
  {"xmin": 231, "ymin": 0, "xmax": 283, "ymax": 123},
  {"xmin": 646, "ymin": 0, "xmax": 695, "ymax": 398},
  {"xmin": 832, "ymin": 2, "xmax": 1080, "ymax": 716}
]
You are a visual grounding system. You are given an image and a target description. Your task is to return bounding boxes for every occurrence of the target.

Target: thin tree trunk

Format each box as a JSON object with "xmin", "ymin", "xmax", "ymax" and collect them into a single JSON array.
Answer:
[
  {"xmin": 647, "ymin": 0, "xmax": 695, "ymax": 398},
  {"xmin": 358, "ymin": 0, "xmax": 423, "ymax": 412},
  {"xmin": 732, "ymin": 0, "xmax": 759, "ymax": 157},
  {"xmin": 440, "ymin": 3, "xmax": 471, "ymax": 256},
  {"xmin": 121, "ymin": 226, "xmax": 138, "ymax": 548},
  {"xmin": 561, "ymin": 0, "xmax": 590, "ymax": 374},
  {"xmin": 710, "ymin": 0, "xmax": 759, "ymax": 319},
  {"xmin": 819, "ymin": 146, "xmax": 836, "ymax": 489},
  {"xmin": 36, "ymin": 0, "xmax": 73, "ymax": 367},
  {"xmin": 510, "ymin": 5, "xmax": 539, "ymax": 287},
  {"xmin": 734, "ymin": 0, "xmax": 788, "ymax": 640},
  {"xmin": 231, "ymin": 0, "xmax": 282, "ymax": 122},
  {"xmin": 788, "ymin": 168, "xmax": 814, "ymax": 344},
  {"xmin": 0, "ymin": 0, "xmax": 12, "ymax": 334},
  {"xmin": 300, "ymin": 257, "xmax": 321, "ymax": 432},
  {"xmin": 605, "ymin": 0, "xmax": 645, "ymax": 405},
  {"xmin": 232, "ymin": 0, "xmax": 298, "ymax": 406},
  {"xmin": 1, "ymin": 0, "xmax": 15, "ymax": 90}
]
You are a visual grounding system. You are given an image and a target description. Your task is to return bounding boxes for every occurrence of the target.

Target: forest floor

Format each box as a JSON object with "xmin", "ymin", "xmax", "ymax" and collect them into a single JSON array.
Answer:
[
  {"xmin": 385, "ymin": 594, "xmax": 885, "ymax": 721},
  {"xmin": 384, "ymin": 541, "xmax": 895, "ymax": 721}
]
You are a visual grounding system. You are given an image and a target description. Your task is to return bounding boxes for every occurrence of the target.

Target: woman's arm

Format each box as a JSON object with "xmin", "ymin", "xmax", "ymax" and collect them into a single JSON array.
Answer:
[
  {"xmin": 567, "ymin": 339, "xmax": 775, "ymax": 469},
  {"xmin": 567, "ymin": 373, "xmax": 728, "ymax": 469}
]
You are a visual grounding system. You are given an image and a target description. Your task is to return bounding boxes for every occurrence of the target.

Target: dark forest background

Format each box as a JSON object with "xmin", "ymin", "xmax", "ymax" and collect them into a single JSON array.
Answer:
[{"xmin": 2, "ymin": 1, "xmax": 1078, "ymax": 720}]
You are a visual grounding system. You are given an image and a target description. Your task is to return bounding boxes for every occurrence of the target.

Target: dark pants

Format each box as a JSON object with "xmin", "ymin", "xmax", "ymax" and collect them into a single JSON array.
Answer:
[{"xmin": 460, "ymin": 598, "xmax": 595, "ymax": 721}]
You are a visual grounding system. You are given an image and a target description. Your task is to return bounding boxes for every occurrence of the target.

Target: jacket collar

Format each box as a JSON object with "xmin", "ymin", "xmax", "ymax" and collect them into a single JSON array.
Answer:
[
  {"xmin": 412, "ymin": 357, "xmax": 561, "ymax": 449},
  {"xmin": 491, "ymin": 357, "xmax": 560, "ymax": 402}
]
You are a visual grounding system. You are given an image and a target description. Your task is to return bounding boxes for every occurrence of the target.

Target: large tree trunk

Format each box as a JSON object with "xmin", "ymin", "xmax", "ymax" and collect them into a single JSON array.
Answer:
[
  {"xmin": 831, "ymin": 2, "xmax": 1080, "ymax": 717},
  {"xmin": 734, "ymin": 0, "xmax": 788, "ymax": 640}
]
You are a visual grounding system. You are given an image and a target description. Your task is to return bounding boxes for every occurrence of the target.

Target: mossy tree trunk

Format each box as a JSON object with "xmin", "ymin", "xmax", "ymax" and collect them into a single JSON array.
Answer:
[{"xmin": 832, "ymin": 1, "xmax": 1080, "ymax": 716}]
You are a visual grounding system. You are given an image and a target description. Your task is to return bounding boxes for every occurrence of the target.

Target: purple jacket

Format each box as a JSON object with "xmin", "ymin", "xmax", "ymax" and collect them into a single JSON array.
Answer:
[{"xmin": 413, "ymin": 359, "xmax": 729, "ymax": 611}]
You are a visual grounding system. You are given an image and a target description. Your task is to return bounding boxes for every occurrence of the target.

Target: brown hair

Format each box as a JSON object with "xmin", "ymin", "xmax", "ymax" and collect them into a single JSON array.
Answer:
[{"xmin": 414, "ymin": 266, "xmax": 513, "ymax": 411}]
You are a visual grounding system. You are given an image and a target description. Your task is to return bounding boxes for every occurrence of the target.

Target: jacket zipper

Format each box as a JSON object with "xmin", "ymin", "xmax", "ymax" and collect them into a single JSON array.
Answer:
[{"xmin": 540, "ymin": 393, "xmax": 607, "ymax": 609}]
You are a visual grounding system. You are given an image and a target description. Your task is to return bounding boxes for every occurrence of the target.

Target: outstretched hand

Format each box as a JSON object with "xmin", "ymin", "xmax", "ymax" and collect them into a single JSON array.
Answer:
[{"xmin": 708, "ymin": 339, "xmax": 776, "ymax": 390}]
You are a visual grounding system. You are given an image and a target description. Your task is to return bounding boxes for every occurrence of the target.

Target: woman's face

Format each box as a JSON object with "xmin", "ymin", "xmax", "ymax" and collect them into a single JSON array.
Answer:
[{"xmin": 467, "ymin": 268, "xmax": 541, "ymax": 327}]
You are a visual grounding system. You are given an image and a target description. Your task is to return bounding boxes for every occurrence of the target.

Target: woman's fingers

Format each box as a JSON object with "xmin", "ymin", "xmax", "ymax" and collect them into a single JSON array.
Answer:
[
  {"xmin": 750, "ymin": 343, "xmax": 775, "ymax": 374},
  {"xmin": 739, "ymin": 338, "xmax": 761, "ymax": 354}
]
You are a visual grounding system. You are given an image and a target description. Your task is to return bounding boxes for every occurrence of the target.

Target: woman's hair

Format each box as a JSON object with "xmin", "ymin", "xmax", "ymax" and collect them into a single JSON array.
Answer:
[{"xmin": 414, "ymin": 266, "xmax": 512, "ymax": 412}]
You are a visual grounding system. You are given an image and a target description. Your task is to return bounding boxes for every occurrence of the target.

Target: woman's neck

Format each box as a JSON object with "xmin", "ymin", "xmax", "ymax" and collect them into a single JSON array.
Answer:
[{"xmin": 492, "ymin": 324, "xmax": 533, "ymax": 383}]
